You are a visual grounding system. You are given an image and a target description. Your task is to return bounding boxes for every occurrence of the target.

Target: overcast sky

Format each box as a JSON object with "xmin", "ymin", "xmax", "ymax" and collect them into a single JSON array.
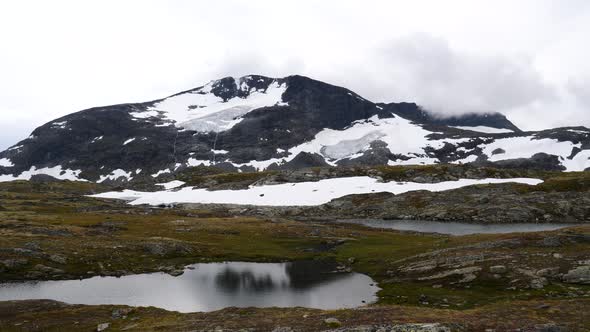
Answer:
[{"xmin": 1, "ymin": 0, "xmax": 590, "ymax": 150}]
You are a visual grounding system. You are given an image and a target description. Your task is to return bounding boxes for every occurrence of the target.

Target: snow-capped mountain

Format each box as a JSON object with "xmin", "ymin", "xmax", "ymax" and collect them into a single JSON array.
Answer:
[{"xmin": 1, "ymin": 75, "xmax": 589, "ymax": 183}]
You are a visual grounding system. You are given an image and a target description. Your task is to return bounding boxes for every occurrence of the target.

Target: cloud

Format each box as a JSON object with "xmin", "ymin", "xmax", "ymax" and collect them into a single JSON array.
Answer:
[
  {"xmin": 568, "ymin": 76, "xmax": 590, "ymax": 110},
  {"xmin": 343, "ymin": 34, "xmax": 556, "ymax": 117}
]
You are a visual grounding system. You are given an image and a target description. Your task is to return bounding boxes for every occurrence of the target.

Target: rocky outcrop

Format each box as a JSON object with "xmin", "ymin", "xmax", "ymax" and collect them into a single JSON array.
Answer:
[{"xmin": 562, "ymin": 266, "xmax": 590, "ymax": 284}]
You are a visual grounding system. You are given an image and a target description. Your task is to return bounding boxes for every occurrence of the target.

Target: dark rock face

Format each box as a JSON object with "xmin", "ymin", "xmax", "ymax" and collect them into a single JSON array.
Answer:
[
  {"xmin": 378, "ymin": 102, "xmax": 522, "ymax": 132},
  {"xmin": 474, "ymin": 153, "xmax": 566, "ymax": 171},
  {"xmin": 268, "ymin": 152, "xmax": 330, "ymax": 170}
]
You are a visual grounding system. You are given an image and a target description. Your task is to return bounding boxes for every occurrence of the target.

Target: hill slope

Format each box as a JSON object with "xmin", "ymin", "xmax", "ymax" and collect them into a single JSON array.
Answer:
[{"xmin": 0, "ymin": 75, "xmax": 589, "ymax": 183}]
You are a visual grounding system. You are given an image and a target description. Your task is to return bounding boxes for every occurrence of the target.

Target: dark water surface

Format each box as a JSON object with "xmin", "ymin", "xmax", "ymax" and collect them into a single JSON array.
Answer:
[
  {"xmin": 0, "ymin": 261, "xmax": 379, "ymax": 313},
  {"xmin": 338, "ymin": 219, "xmax": 575, "ymax": 236}
]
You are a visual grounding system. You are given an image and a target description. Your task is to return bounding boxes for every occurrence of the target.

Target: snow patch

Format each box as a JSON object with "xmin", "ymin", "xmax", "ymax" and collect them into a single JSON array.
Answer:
[
  {"xmin": 130, "ymin": 110, "xmax": 160, "ymax": 119},
  {"xmin": 232, "ymin": 115, "xmax": 470, "ymax": 170},
  {"xmin": 91, "ymin": 176, "xmax": 543, "ymax": 207},
  {"xmin": 0, "ymin": 166, "xmax": 85, "ymax": 183},
  {"xmin": 123, "ymin": 138, "xmax": 136, "ymax": 146},
  {"xmin": 51, "ymin": 121, "xmax": 68, "ymax": 129},
  {"xmin": 151, "ymin": 169, "xmax": 171, "ymax": 178},
  {"xmin": 156, "ymin": 180, "xmax": 186, "ymax": 190},
  {"xmin": 187, "ymin": 159, "xmax": 212, "ymax": 167},
  {"xmin": 0, "ymin": 158, "xmax": 14, "ymax": 167},
  {"xmin": 98, "ymin": 169, "xmax": 133, "ymax": 183},
  {"xmin": 452, "ymin": 126, "xmax": 514, "ymax": 134},
  {"xmin": 146, "ymin": 79, "xmax": 288, "ymax": 133}
]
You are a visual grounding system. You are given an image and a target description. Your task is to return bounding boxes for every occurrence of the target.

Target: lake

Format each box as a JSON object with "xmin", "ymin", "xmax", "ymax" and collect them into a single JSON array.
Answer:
[
  {"xmin": 0, "ymin": 261, "xmax": 379, "ymax": 313},
  {"xmin": 337, "ymin": 219, "xmax": 575, "ymax": 236}
]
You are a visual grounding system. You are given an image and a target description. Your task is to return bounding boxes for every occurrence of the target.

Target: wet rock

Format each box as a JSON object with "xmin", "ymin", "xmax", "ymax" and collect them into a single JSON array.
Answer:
[
  {"xmin": 562, "ymin": 266, "xmax": 590, "ymax": 284},
  {"xmin": 97, "ymin": 322, "xmax": 110, "ymax": 331},
  {"xmin": 324, "ymin": 317, "xmax": 342, "ymax": 328},
  {"xmin": 489, "ymin": 265, "xmax": 507, "ymax": 274},
  {"xmin": 168, "ymin": 269, "xmax": 184, "ymax": 277}
]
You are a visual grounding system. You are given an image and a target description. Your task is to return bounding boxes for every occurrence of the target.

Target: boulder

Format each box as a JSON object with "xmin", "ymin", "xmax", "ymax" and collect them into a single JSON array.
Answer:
[{"xmin": 562, "ymin": 266, "xmax": 590, "ymax": 284}]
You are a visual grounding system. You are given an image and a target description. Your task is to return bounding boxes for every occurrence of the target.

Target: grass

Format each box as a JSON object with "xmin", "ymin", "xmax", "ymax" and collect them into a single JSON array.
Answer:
[{"xmin": 1, "ymin": 171, "xmax": 590, "ymax": 330}]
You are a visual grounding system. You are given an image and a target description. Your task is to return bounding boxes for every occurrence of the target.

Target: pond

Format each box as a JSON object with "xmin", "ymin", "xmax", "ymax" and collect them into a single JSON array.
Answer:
[
  {"xmin": 0, "ymin": 261, "xmax": 379, "ymax": 313},
  {"xmin": 337, "ymin": 219, "xmax": 576, "ymax": 236}
]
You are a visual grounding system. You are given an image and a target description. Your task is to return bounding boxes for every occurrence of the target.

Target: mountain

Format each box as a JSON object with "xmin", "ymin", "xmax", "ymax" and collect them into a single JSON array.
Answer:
[{"xmin": 0, "ymin": 75, "xmax": 589, "ymax": 183}]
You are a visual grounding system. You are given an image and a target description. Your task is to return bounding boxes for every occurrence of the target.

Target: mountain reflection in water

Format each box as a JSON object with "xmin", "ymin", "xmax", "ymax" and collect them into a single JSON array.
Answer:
[
  {"xmin": 0, "ymin": 261, "xmax": 379, "ymax": 313},
  {"xmin": 214, "ymin": 261, "xmax": 346, "ymax": 293}
]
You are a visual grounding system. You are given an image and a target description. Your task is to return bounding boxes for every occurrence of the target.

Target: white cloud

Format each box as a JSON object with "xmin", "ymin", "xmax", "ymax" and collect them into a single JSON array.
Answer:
[
  {"xmin": 331, "ymin": 34, "xmax": 556, "ymax": 116},
  {"xmin": 568, "ymin": 76, "xmax": 590, "ymax": 110},
  {"xmin": 1, "ymin": 0, "xmax": 590, "ymax": 150}
]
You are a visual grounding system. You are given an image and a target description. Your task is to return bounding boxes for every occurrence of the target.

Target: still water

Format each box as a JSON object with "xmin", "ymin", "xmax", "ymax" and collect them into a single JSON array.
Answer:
[
  {"xmin": 338, "ymin": 219, "xmax": 575, "ymax": 236},
  {"xmin": 0, "ymin": 261, "xmax": 379, "ymax": 313}
]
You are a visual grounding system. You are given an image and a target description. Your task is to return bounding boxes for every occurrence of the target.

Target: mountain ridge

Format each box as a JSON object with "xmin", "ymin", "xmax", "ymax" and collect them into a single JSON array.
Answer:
[{"xmin": 0, "ymin": 74, "xmax": 588, "ymax": 183}]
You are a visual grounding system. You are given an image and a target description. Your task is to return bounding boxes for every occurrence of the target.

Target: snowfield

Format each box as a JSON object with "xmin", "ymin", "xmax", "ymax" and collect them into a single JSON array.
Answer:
[
  {"xmin": 0, "ymin": 158, "xmax": 14, "ymax": 167},
  {"xmin": 451, "ymin": 126, "xmax": 514, "ymax": 134},
  {"xmin": 0, "ymin": 166, "xmax": 85, "ymax": 183},
  {"xmin": 133, "ymin": 77, "xmax": 288, "ymax": 133},
  {"xmin": 91, "ymin": 176, "xmax": 543, "ymax": 207},
  {"xmin": 208, "ymin": 116, "xmax": 589, "ymax": 172}
]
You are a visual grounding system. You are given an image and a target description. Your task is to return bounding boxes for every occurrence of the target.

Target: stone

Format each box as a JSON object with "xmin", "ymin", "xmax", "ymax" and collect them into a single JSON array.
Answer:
[
  {"xmin": 562, "ymin": 266, "xmax": 590, "ymax": 284},
  {"xmin": 324, "ymin": 317, "xmax": 342, "ymax": 328},
  {"xmin": 48, "ymin": 254, "xmax": 67, "ymax": 264},
  {"xmin": 419, "ymin": 266, "xmax": 481, "ymax": 281},
  {"xmin": 532, "ymin": 323, "xmax": 567, "ymax": 332},
  {"xmin": 112, "ymin": 308, "xmax": 134, "ymax": 319},
  {"xmin": 491, "ymin": 148, "xmax": 506, "ymax": 155},
  {"xmin": 390, "ymin": 324, "xmax": 451, "ymax": 332},
  {"xmin": 271, "ymin": 327, "xmax": 294, "ymax": 332},
  {"xmin": 536, "ymin": 267, "xmax": 560, "ymax": 278},
  {"xmin": 530, "ymin": 278, "xmax": 548, "ymax": 289},
  {"xmin": 539, "ymin": 236, "xmax": 562, "ymax": 247},
  {"xmin": 168, "ymin": 269, "xmax": 184, "ymax": 277},
  {"xmin": 97, "ymin": 323, "xmax": 110, "ymax": 331},
  {"xmin": 33, "ymin": 264, "xmax": 64, "ymax": 275},
  {"xmin": 24, "ymin": 242, "xmax": 41, "ymax": 251},
  {"xmin": 489, "ymin": 265, "xmax": 507, "ymax": 274},
  {"xmin": 1, "ymin": 258, "xmax": 29, "ymax": 270},
  {"xmin": 143, "ymin": 241, "xmax": 193, "ymax": 257}
]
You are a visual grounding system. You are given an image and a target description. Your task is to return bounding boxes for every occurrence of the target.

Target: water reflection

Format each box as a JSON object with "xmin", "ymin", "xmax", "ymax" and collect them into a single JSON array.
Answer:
[
  {"xmin": 215, "ymin": 268, "xmax": 278, "ymax": 292},
  {"xmin": 0, "ymin": 261, "xmax": 379, "ymax": 313}
]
